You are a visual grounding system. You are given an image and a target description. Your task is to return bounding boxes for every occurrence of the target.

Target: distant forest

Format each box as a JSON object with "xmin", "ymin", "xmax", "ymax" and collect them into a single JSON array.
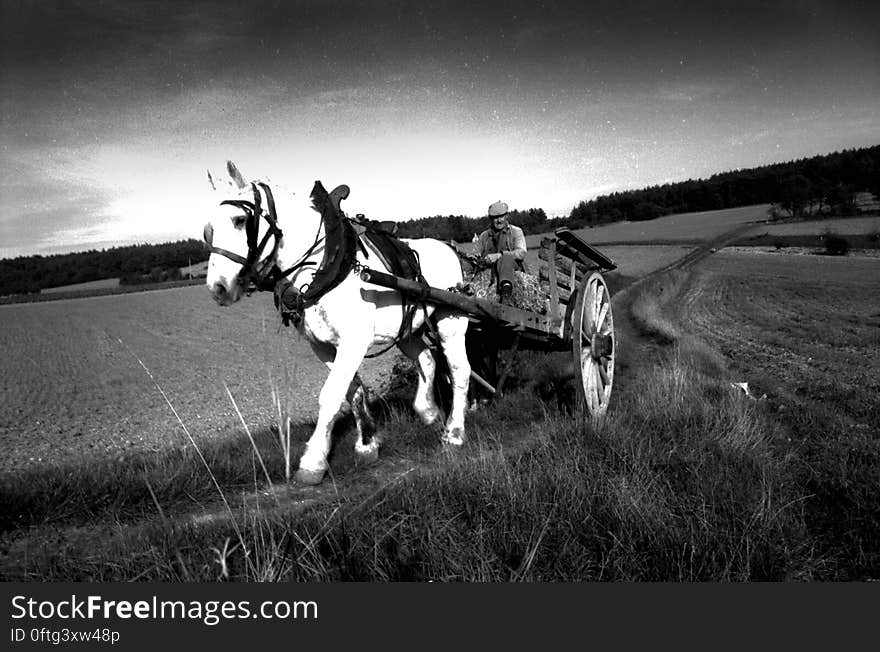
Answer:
[
  {"xmin": 0, "ymin": 240, "xmax": 207, "ymax": 296},
  {"xmin": 2, "ymin": 144, "xmax": 878, "ymax": 295}
]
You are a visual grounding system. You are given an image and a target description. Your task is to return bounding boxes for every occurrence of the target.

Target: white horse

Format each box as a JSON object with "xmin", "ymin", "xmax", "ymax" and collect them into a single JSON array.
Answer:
[{"xmin": 203, "ymin": 161, "xmax": 471, "ymax": 485}]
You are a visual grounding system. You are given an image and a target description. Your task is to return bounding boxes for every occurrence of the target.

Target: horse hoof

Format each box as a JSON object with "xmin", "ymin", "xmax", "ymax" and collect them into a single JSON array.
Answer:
[
  {"xmin": 441, "ymin": 429, "xmax": 465, "ymax": 447},
  {"xmin": 418, "ymin": 408, "xmax": 441, "ymax": 426},
  {"xmin": 355, "ymin": 443, "xmax": 380, "ymax": 465},
  {"xmin": 294, "ymin": 468, "xmax": 326, "ymax": 485}
]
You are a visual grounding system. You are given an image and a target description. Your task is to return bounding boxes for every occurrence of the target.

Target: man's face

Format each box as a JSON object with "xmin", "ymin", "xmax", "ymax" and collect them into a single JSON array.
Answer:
[{"xmin": 492, "ymin": 215, "xmax": 508, "ymax": 230}]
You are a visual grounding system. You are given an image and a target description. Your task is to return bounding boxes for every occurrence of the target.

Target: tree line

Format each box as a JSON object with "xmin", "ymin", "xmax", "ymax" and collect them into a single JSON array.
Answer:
[
  {"xmin": 394, "ymin": 144, "xmax": 880, "ymax": 241},
  {"xmin": 1, "ymin": 144, "xmax": 877, "ymax": 295},
  {"xmin": 0, "ymin": 239, "xmax": 208, "ymax": 296},
  {"xmin": 567, "ymin": 144, "xmax": 880, "ymax": 228},
  {"xmin": 394, "ymin": 208, "xmax": 550, "ymax": 241}
]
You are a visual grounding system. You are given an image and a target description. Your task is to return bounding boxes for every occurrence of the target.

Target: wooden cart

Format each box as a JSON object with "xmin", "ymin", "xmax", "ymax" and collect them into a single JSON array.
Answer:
[{"xmin": 359, "ymin": 227, "xmax": 617, "ymax": 416}]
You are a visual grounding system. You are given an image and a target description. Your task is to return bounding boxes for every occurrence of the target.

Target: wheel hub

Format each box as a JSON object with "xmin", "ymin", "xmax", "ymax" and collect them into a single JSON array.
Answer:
[{"xmin": 591, "ymin": 332, "xmax": 613, "ymax": 359}]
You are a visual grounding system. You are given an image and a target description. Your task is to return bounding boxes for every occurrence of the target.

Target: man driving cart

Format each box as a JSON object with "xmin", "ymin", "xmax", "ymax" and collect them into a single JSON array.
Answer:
[{"xmin": 473, "ymin": 200, "xmax": 527, "ymax": 304}]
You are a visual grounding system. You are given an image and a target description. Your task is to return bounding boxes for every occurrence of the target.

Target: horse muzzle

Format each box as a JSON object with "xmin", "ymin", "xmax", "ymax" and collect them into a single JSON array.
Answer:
[{"xmin": 209, "ymin": 279, "xmax": 241, "ymax": 306}]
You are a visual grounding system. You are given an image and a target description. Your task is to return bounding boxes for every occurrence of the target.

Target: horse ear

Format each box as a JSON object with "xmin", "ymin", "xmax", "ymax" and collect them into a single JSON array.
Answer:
[
  {"xmin": 226, "ymin": 160, "xmax": 248, "ymax": 189},
  {"xmin": 207, "ymin": 170, "xmax": 216, "ymax": 191}
]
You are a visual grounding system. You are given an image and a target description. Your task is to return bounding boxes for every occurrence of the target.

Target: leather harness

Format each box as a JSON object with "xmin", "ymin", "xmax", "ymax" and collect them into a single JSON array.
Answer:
[{"xmin": 206, "ymin": 181, "xmax": 430, "ymax": 353}]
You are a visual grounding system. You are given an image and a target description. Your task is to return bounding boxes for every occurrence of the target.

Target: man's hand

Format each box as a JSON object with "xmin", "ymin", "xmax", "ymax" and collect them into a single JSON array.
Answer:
[{"xmin": 485, "ymin": 253, "xmax": 502, "ymax": 263}]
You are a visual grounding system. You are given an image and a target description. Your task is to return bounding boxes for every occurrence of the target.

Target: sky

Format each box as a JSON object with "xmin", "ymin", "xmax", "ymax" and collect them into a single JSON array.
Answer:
[{"xmin": 1, "ymin": 0, "xmax": 879, "ymax": 259}]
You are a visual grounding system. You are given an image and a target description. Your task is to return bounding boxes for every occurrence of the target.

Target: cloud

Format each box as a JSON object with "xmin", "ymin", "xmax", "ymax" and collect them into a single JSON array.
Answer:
[{"xmin": 0, "ymin": 192, "xmax": 114, "ymax": 260}]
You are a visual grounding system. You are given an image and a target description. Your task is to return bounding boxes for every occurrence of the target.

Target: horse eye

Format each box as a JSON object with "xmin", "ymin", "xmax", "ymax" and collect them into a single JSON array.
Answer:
[{"xmin": 232, "ymin": 215, "xmax": 247, "ymax": 229}]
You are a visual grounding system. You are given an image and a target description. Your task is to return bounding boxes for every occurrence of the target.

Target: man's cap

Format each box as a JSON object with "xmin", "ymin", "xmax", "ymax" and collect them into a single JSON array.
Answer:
[{"xmin": 488, "ymin": 201, "xmax": 508, "ymax": 217}]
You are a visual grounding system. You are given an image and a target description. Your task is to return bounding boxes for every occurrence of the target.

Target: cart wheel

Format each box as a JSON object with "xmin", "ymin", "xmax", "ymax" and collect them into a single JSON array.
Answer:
[{"xmin": 572, "ymin": 272, "xmax": 615, "ymax": 417}]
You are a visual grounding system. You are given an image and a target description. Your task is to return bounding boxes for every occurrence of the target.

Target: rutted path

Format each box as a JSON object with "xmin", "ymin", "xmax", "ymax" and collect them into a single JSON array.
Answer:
[{"xmin": 608, "ymin": 222, "xmax": 759, "ymax": 365}]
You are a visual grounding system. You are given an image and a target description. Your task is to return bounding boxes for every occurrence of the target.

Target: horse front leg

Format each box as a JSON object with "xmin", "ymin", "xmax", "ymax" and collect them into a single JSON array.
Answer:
[
  {"xmin": 307, "ymin": 340, "xmax": 380, "ymax": 467},
  {"xmin": 296, "ymin": 335, "xmax": 373, "ymax": 485}
]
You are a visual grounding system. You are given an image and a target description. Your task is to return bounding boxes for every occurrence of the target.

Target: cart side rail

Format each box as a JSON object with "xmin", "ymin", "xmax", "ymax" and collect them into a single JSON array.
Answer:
[
  {"xmin": 538, "ymin": 228, "xmax": 616, "ymax": 307},
  {"xmin": 555, "ymin": 228, "xmax": 617, "ymax": 271}
]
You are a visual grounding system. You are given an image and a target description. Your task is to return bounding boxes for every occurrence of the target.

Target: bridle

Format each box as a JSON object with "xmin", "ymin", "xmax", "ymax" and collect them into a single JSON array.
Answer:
[{"xmin": 203, "ymin": 182, "xmax": 324, "ymax": 295}]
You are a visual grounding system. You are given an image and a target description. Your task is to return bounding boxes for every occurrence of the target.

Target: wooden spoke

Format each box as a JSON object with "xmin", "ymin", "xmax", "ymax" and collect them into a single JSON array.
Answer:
[
  {"xmin": 596, "ymin": 302, "xmax": 609, "ymax": 332},
  {"xmin": 597, "ymin": 361, "xmax": 609, "ymax": 386},
  {"xmin": 592, "ymin": 364, "xmax": 603, "ymax": 406}
]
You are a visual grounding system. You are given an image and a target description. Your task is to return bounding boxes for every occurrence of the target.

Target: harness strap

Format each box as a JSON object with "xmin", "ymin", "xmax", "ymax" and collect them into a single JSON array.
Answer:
[
  {"xmin": 209, "ymin": 247, "xmax": 248, "ymax": 265},
  {"xmin": 363, "ymin": 249, "xmax": 428, "ymax": 359}
]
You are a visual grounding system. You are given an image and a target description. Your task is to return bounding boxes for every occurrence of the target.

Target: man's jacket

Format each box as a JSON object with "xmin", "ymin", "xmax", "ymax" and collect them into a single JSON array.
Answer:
[{"xmin": 475, "ymin": 224, "xmax": 527, "ymax": 261}]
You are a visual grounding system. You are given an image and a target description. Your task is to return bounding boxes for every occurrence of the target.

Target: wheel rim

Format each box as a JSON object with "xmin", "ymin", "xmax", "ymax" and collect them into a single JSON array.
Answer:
[{"xmin": 573, "ymin": 272, "xmax": 614, "ymax": 417}]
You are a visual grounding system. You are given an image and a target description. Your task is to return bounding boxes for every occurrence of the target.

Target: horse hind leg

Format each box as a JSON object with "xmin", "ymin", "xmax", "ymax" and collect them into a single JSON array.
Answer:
[
  {"xmin": 350, "ymin": 377, "xmax": 380, "ymax": 464},
  {"xmin": 436, "ymin": 313, "xmax": 471, "ymax": 446},
  {"xmin": 397, "ymin": 335, "xmax": 442, "ymax": 426}
]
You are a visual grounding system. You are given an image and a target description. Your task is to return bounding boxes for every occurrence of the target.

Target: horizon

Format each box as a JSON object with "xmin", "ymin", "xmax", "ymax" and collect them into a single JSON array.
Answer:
[
  {"xmin": 2, "ymin": 0, "xmax": 879, "ymax": 259},
  {"xmin": 1, "ymin": 142, "xmax": 877, "ymax": 261}
]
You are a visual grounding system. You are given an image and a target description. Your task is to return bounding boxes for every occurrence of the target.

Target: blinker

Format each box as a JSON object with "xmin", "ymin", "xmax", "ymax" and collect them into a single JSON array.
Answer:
[{"xmin": 203, "ymin": 223, "xmax": 213, "ymax": 246}]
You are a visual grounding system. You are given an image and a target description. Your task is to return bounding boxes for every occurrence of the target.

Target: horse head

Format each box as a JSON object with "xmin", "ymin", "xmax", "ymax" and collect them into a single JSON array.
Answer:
[
  {"xmin": 203, "ymin": 161, "xmax": 264, "ymax": 305},
  {"xmin": 203, "ymin": 161, "xmax": 357, "ymax": 309},
  {"xmin": 203, "ymin": 160, "xmax": 319, "ymax": 306}
]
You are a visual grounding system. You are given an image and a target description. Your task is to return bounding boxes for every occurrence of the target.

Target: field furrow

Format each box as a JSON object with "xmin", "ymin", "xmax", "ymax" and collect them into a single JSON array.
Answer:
[{"xmin": 681, "ymin": 251, "xmax": 880, "ymax": 426}]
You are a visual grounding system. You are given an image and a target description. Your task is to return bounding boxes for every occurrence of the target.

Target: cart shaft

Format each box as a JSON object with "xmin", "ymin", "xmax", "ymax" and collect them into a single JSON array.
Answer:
[{"xmin": 359, "ymin": 268, "xmax": 563, "ymax": 340}]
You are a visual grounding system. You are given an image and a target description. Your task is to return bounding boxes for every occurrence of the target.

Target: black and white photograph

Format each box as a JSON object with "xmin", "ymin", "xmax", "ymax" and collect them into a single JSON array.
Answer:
[{"xmin": 1, "ymin": 0, "xmax": 878, "ymax": 592}]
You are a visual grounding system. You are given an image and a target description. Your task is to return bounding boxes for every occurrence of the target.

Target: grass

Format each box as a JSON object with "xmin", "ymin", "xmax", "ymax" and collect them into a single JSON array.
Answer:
[{"xmin": 0, "ymin": 422, "xmax": 290, "ymax": 532}]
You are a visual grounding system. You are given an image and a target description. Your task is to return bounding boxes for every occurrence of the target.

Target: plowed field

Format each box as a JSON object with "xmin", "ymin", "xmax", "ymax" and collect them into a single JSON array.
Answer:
[
  {"xmin": 0, "ymin": 287, "xmax": 334, "ymax": 473},
  {"xmin": 679, "ymin": 250, "xmax": 880, "ymax": 428}
]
